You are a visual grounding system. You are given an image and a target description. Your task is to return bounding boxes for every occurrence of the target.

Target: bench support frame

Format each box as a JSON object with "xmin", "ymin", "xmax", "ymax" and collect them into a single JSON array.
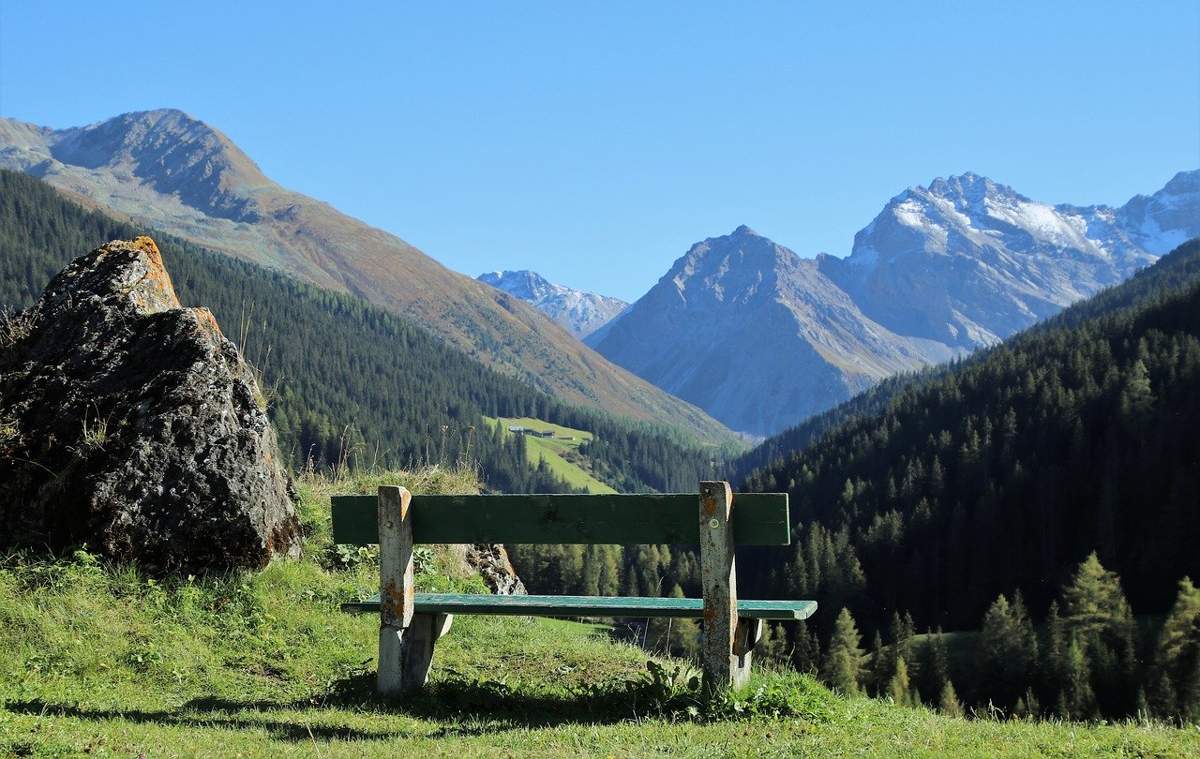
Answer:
[{"xmin": 372, "ymin": 481, "xmax": 768, "ymax": 696}]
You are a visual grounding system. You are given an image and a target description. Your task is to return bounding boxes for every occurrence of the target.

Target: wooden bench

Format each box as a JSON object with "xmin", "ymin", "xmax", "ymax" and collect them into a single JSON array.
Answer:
[{"xmin": 331, "ymin": 481, "xmax": 816, "ymax": 696}]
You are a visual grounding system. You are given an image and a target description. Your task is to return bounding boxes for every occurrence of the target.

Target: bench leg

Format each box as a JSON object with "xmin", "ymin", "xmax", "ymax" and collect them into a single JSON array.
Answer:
[
  {"xmin": 378, "ymin": 613, "xmax": 454, "ymax": 696},
  {"xmin": 700, "ymin": 481, "xmax": 738, "ymax": 695},
  {"xmin": 731, "ymin": 617, "xmax": 764, "ymax": 690}
]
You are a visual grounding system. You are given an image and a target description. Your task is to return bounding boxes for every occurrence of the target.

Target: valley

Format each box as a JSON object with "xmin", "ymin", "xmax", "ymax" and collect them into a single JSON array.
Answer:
[{"xmin": 3, "ymin": 3, "xmax": 1199, "ymax": 752}]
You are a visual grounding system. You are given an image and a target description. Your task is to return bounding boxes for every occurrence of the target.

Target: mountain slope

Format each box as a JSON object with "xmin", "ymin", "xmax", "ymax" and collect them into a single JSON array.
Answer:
[
  {"xmin": 0, "ymin": 169, "xmax": 729, "ymax": 495},
  {"xmin": 0, "ymin": 109, "xmax": 733, "ymax": 444},
  {"xmin": 738, "ymin": 238, "xmax": 1200, "ymax": 633},
  {"xmin": 589, "ymin": 226, "xmax": 956, "ymax": 435},
  {"xmin": 593, "ymin": 172, "xmax": 1196, "ymax": 435},
  {"xmin": 477, "ymin": 269, "xmax": 627, "ymax": 339}
]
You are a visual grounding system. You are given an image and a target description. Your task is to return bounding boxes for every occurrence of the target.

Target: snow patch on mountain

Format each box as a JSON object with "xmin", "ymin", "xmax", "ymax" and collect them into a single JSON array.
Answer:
[{"xmin": 477, "ymin": 270, "xmax": 627, "ymax": 339}]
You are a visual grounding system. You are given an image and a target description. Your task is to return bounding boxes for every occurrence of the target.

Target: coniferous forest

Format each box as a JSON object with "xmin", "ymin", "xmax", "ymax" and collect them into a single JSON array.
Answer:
[
  {"xmin": 730, "ymin": 237, "xmax": 1200, "ymax": 719},
  {"xmin": 0, "ymin": 170, "xmax": 724, "ymax": 495}
]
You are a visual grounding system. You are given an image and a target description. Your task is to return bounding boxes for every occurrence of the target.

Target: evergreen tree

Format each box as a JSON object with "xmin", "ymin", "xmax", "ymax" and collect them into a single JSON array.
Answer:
[
  {"xmin": 759, "ymin": 623, "xmax": 790, "ymax": 665},
  {"xmin": 1060, "ymin": 635, "xmax": 1098, "ymax": 720},
  {"xmin": 980, "ymin": 593, "xmax": 1036, "ymax": 710},
  {"xmin": 869, "ymin": 630, "xmax": 888, "ymax": 695},
  {"xmin": 1061, "ymin": 552, "xmax": 1137, "ymax": 716},
  {"xmin": 889, "ymin": 610, "xmax": 916, "ymax": 675},
  {"xmin": 822, "ymin": 608, "xmax": 865, "ymax": 695},
  {"xmin": 939, "ymin": 679, "xmax": 964, "ymax": 717},
  {"xmin": 1151, "ymin": 577, "xmax": 1200, "ymax": 720},
  {"xmin": 792, "ymin": 620, "xmax": 821, "ymax": 675},
  {"xmin": 887, "ymin": 656, "xmax": 913, "ymax": 706},
  {"xmin": 920, "ymin": 627, "xmax": 953, "ymax": 702}
]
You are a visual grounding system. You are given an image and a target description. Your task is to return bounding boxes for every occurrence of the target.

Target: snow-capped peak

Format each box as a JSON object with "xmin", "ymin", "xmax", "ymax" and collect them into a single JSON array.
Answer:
[{"xmin": 478, "ymin": 270, "xmax": 628, "ymax": 340}]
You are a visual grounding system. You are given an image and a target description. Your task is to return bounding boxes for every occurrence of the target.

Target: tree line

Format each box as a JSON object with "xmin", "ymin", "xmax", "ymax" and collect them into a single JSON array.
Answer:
[{"xmin": 801, "ymin": 552, "xmax": 1200, "ymax": 722}]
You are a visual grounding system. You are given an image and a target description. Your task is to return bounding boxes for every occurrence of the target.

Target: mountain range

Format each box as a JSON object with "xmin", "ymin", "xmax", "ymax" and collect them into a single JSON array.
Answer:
[
  {"xmin": 586, "ymin": 171, "xmax": 1198, "ymax": 435},
  {"xmin": 0, "ymin": 109, "xmax": 732, "ymax": 443},
  {"xmin": 4, "ymin": 109, "xmax": 1194, "ymax": 441},
  {"xmin": 477, "ymin": 270, "xmax": 627, "ymax": 339}
]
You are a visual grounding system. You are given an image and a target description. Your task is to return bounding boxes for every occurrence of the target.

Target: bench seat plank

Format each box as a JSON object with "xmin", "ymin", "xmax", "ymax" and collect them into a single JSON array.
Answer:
[
  {"xmin": 341, "ymin": 593, "xmax": 817, "ymax": 621},
  {"xmin": 331, "ymin": 493, "xmax": 790, "ymax": 546}
]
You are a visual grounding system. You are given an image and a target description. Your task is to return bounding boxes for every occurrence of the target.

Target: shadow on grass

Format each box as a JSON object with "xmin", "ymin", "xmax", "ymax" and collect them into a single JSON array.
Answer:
[{"xmin": 2, "ymin": 671, "xmax": 680, "ymax": 744}]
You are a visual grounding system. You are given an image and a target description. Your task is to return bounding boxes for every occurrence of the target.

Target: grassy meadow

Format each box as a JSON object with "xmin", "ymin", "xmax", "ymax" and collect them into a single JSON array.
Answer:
[
  {"xmin": 1, "ymin": 469, "xmax": 1198, "ymax": 757},
  {"xmin": 484, "ymin": 416, "xmax": 617, "ymax": 494}
]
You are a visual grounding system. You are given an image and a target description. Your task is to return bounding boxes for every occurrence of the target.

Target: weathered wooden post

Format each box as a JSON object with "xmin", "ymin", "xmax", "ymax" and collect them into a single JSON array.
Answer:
[
  {"xmin": 377, "ymin": 485, "xmax": 452, "ymax": 695},
  {"xmin": 377, "ymin": 485, "xmax": 414, "ymax": 695},
  {"xmin": 699, "ymin": 480, "xmax": 742, "ymax": 693}
]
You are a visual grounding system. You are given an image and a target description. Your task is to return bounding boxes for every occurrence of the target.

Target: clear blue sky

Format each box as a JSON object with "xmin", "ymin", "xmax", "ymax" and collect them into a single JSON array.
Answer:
[{"xmin": 2, "ymin": 2, "xmax": 1197, "ymax": 301}]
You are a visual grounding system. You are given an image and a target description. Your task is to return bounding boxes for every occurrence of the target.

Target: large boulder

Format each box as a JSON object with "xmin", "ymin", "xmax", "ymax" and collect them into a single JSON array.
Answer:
[{"xmin": 0, "ymin": 236, "xmax": 301, "ymax": 572}]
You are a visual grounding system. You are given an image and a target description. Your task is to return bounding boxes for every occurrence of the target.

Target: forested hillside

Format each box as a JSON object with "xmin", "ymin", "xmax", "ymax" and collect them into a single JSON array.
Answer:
[
  {"xmin": 739, "ymin": 237, "xmax": 1200, "ymax": 624},
  {"xmin": 0, "ymin": 170, "xmax": 725, "ymax": 494},
  {"xmin": 731, "ymin": 238, "xmax": 1200, "ymax": 718}
]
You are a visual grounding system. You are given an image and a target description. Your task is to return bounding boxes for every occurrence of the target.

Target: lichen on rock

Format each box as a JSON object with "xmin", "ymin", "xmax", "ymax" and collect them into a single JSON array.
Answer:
[{"xmin": 0, "ymin": 236, "xmax": 300, "ymax": 572}]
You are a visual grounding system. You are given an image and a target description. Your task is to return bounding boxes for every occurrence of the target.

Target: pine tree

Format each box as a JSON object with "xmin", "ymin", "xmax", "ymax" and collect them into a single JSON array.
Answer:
[
  {"xmin": 928, "ymin": 628, "xmax": 951, "ymax": 697},
  {"xmin": 1153, "ymin": 577, "xmax": 1200, "ymax": 720},
  {"xmin": 822, "ymin": 608, "xmax": 865, "ymax": 694},
  {"xmin": 759, "ymin": 623, "xmax": 790, "ymax": 665},
  {"xmin": 980, "ymin": 593, "xmax": 1035, "ymax": 710},
  {"xmin": 1062, "ymin": 553, "xmax": 1135, "ymax": 641},
  {"xmin": 793, "ymin": 620, "xmax": 821, "ymax": 675},
  {"xmin": 869, "ymin": 630, "xmax": 888, "ymax": 695},
  {"xmin": 939, "ymin": 679, "xmax": 963, "ymax": 717},
  {"xmin": 888, "ymin": 656, "xmax": 913, "ymax": 707},
  {"xmin": 890, "ymin": 610, "xmax": 916, "ymax": 673},
  {"xmin": 1013, "ymin": 687, "xmax": 1040, "ymax": 719},
  {"xmin": 1044, "ymin": 601, "xmax": 1065, "ymax": 685},
  {"xmin": 1061, "ymin": 552, "xmax": 1136, "ymax": 715},
  {"xmin": 1061, "ymin": 635, "xmax": 1098, "ymax": 720}
]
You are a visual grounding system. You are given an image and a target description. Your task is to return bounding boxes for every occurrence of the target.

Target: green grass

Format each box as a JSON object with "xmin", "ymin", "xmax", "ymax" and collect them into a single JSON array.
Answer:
[
  {"xmin": 2, "ymin": 471, "xmax": 1199, "ymax": 757},
  {"xmin": 484, "ymin": 416, "xmax": 617, "ymax": 494}
]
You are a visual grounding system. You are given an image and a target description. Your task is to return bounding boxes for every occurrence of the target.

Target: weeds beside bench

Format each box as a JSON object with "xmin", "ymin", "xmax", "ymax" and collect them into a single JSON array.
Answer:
[{"xmin": 331, "ymin": 481, "xmax": 817, "ymax": 696}]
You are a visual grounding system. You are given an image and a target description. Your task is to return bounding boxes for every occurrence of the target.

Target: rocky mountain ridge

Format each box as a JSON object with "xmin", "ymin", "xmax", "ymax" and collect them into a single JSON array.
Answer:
[
  {"xmin": 592, "ymin": 171, "xmax": 1198, "ymax": 435},
  {"xmin": 477, "ymin": 269, "xmax": 627, "ymax": 339}
]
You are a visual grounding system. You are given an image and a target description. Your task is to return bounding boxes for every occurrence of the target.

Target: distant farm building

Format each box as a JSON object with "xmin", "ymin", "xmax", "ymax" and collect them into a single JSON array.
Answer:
[{"xmin": 507, "ymin": 425, "xmax": 556, "ymax": 438}]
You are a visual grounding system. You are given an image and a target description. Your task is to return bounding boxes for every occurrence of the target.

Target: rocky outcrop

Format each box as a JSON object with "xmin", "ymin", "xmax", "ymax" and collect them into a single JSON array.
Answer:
[
  {"xmin": 464, "ymin": 543, "xmax": 527, "ymax": 595},
  {"xmin": 0, "ymin": 236, "xmax": 301, "ymax": 572}
]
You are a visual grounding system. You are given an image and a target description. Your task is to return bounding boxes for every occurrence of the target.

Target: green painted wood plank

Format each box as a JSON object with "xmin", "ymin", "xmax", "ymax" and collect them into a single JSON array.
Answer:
[
  {"xmin": 331, "ymin": 493, "xmax": 790, "ymax": 546},
  {"xmin": 340, "ymin": 593, "xmax": 817, "ymax": 621}
]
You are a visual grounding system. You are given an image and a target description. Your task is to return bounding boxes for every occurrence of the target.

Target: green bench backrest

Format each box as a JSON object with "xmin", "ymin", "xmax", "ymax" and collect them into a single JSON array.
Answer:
[{"xmin": 331, "ymin": 493, "xmax": 790, "ymax": 546}]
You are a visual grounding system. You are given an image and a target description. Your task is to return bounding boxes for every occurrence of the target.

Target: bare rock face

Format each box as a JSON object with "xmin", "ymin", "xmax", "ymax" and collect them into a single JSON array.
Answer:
[
  {"xmin": 464, "ymin": 543, "xmax": 527, "ymax": 596},
  {"xmin": 0, "ymin": 236, "xmax": 301, "ymax": 572}
]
